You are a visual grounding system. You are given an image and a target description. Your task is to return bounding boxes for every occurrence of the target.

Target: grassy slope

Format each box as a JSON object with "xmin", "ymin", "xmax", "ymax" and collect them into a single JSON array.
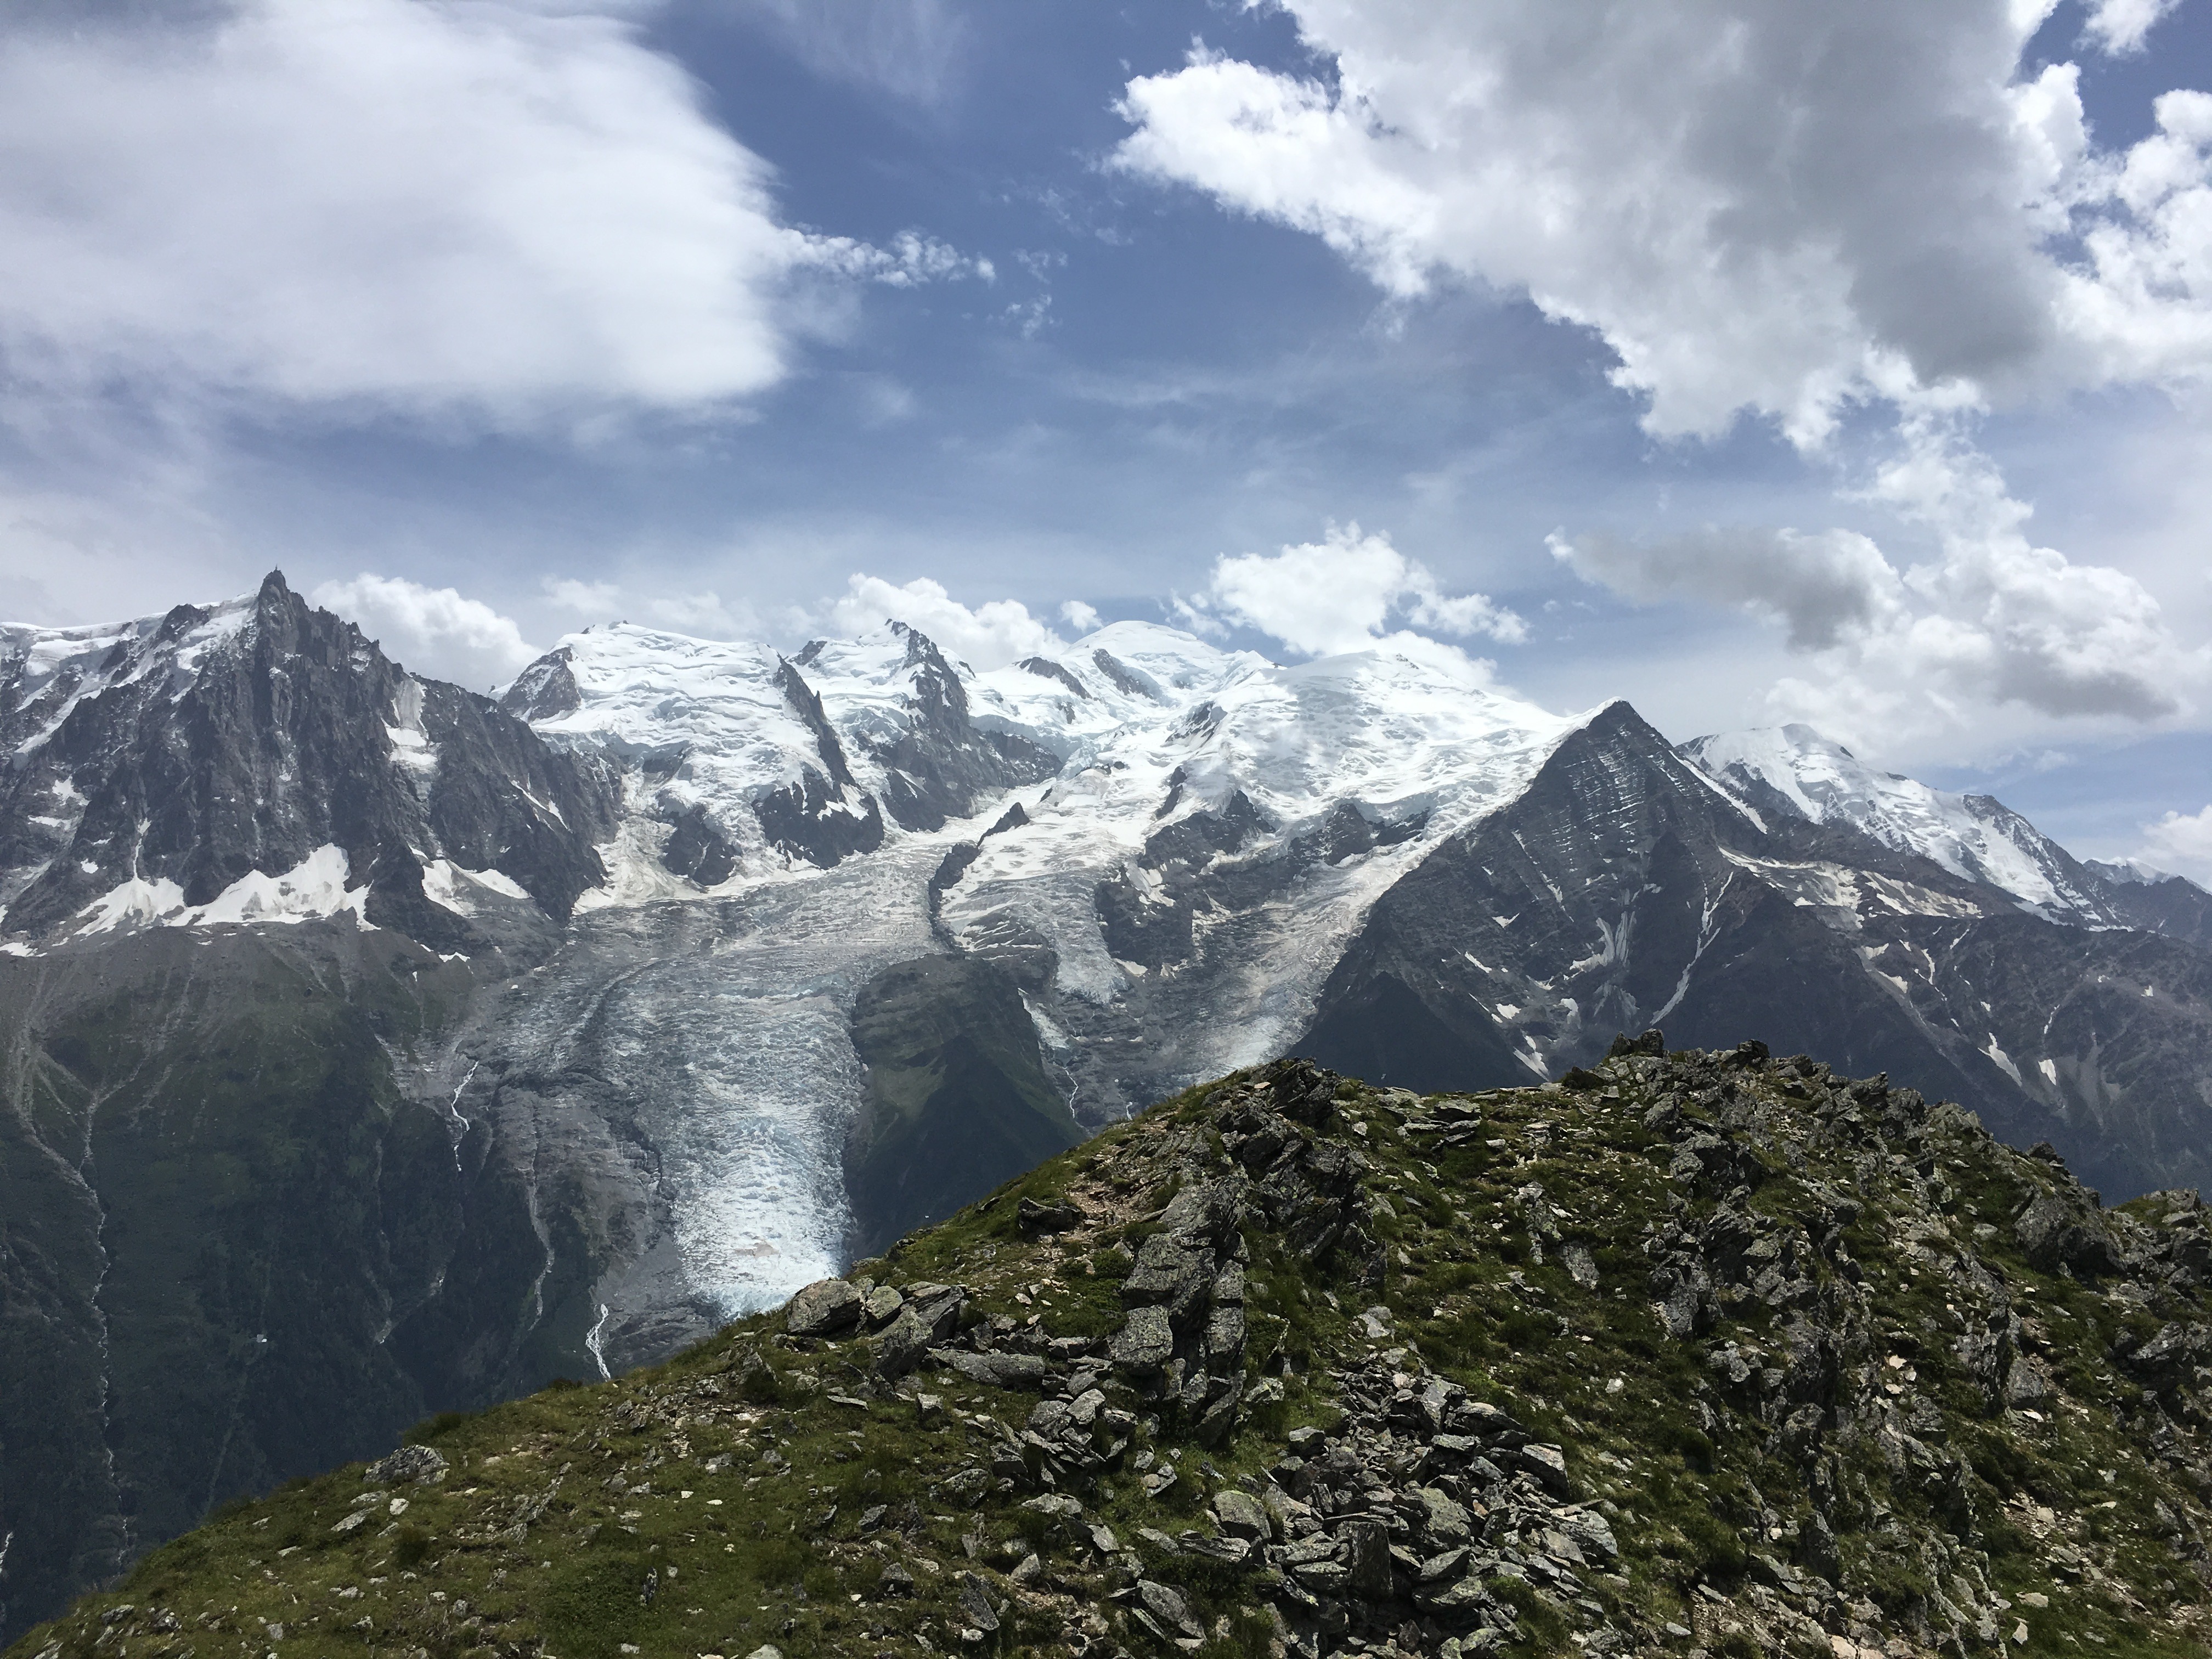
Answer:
[{"xmin": 12, "ymin": 1045, "xmax": 2212, "ymax": 1659}]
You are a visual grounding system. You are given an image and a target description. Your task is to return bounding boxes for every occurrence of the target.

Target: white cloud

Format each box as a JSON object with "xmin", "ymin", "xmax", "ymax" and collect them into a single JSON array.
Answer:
[
  {"xmin": 1114, "ymin": 4, "xmax": 2212, "ymax": 438},
  {"xmin": 0, "ymin": 1, "xmax": 984, "ymax": 427},
  {"xmin": 804, "ymin": 230, "xmax": 993, "ymax": 289},
  {"xmin": 2141, "ymin": 802, "xmax": 2212, "ymax": 885},
  {"xmin": 1182, "ymin": 522, "xmax": 1525, "ymax": 658},
  {"xmin": 1060, "ymin": 599, "xmax": 1102, "ymax": 634},
  {"xmin": 1114, "ymin": 2, "xmax": 2212, "ymax": 738},
  {"xmin": 313, "ymin": 573, "xmax": 540, "ymax": 687},
  {"xmin": 828, "ymin": 574, "xmax": 1068, "ymax": 670},
  {"xmin": 1863, "ymin": 415, "xmax": 2202, "ymax": 720},
  {"xmin": 2082, "ymin": 0, "xmax": 2179, "ymax": 54}
]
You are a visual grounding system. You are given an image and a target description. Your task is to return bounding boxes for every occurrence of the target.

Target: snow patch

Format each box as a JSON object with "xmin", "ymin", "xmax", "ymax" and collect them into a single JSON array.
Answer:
[
  {"xmin": 72, "ymin": 845, "xmax": 370, "ymax": 935},
  {"xmin": 421, "ymin": 859, "xmax": 533, "ymax": 917},
  {"xmin": 1983, "ymin": 1035, "xmax": 2022, "ymax": 1085}
]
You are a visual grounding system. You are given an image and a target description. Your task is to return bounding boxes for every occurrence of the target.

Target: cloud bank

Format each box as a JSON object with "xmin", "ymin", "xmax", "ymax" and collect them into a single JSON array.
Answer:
[
  {"xmin": 0, "ymin": 0, "xmax": 984, "ymax": 427},
  {"xmin": 1114, "ymin": 0, "xmax": 2212, "ymax": 746}
]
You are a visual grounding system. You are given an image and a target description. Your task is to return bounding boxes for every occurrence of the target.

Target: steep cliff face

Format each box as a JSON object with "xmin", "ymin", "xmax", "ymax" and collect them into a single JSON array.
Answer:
[
  {"xmin": 845, "ymin": 953, "xmax": 1086, "ymax": 1256},
  {"xmin": 0, "ymin": 928, "xmax": 471, "ymax": 1641},
  {"xmin": 0, "ymin": 572, "xmax": 616, "ymax": 953}
]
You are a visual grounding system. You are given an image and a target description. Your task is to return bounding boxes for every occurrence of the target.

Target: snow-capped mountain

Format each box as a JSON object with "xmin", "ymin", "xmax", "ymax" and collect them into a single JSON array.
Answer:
[
  {"xmin": 1680, "ymin": 724, "xmax": 2117, "ymax": 923},
  {"xmin": 1681, "ymin": 724, "xmax": 2212, "ymax": 947},
  {"xmin": 0, "ymin": 571, "xmax": 616, "ymax": 953},
  {"xmin": 3, "ymin": 574, "xmax": 2210, "ymax": 1643}
]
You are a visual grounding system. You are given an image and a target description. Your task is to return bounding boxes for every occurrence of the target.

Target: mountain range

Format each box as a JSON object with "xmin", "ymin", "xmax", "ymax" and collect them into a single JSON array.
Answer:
[{"xmin": 0, "ymin": 571, "xmax": 2206, "ymax": 1640}]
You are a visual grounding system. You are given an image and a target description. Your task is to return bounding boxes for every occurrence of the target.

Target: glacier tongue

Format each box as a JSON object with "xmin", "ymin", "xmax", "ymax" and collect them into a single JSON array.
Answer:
[{"xmin": 454, "ymin": 835, "xmax": 957, "ymax": 1343}]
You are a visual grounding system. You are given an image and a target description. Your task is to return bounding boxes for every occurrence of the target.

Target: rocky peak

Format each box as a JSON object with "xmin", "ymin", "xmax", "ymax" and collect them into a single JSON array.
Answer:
[
  {"xmin": 0, "ymin": 574, "xmax": 615, "ymax": 951},
  {"xmin": 499, "ymin": 645, "xmax": 582, "ymax": 721}
]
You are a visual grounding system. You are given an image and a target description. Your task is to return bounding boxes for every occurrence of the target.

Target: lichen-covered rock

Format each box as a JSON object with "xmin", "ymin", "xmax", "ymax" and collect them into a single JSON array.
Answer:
[
  {"xmin": 364, "ymin": 1444, "xmax": 448, "ymax": 1487},
  {"xmin": 874, "ymin": 1283, "xmax": 965, "ymax": 1378},
  {"xmin": 2016, "ymin": 1190, "xmax": 2121, "ymax": 1276},
  {"xmin": 783, "ymin": 1277, "xmax": 863, "ymax": 1338},
  {"xmin": 1108, "ymin": 1304, "xmax": 1174, "ymax": 1375}
]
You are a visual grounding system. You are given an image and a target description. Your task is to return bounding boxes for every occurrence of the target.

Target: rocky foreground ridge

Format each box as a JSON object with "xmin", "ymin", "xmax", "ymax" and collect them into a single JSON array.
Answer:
[{"xmin": 15, "ymin": 1041, "xmax": 2212, "ymax": 1659}]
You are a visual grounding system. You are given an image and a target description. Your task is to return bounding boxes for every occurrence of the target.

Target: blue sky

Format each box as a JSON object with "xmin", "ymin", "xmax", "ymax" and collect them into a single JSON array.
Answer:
[{"xmin": 0, "ymin": 0, "xmax": 2209, "ymax": 873}]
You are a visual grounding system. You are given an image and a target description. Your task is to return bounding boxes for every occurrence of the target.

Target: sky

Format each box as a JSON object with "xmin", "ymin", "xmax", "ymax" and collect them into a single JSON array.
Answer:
[{"xmin": 1, "ymin": 0, "xmax": 2210, "ymax": 877}]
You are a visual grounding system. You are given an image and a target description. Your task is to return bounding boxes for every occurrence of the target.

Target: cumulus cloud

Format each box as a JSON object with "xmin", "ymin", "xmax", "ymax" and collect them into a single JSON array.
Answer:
[
  {"xmin": 1114, "ymin": 3, "xmax": 2212, "ymax": 439},
  {"xmin": 827, "ymin": 574, "xmax": 1068, "ymax": 670},
  {"xmin": 313, "ymin": 573, "xmax": 540, "ymax": 688},
  {"xmin": 0, "ymin": 0, "xmax": 985, "ymax": 427},
  {"xmin": 2082, "ymin": 0, "xmax": 2179, "ymax": 55},
  {"xmin": 1060, "ymin": 599, "xmax": 1102, "ymax": 634},
  {"xmin": 2140, "ymin": 803, "xmax": 2212, "ymax": 885},
  {"xmin": 1864, "ymin": 416, "xmax": 2199, "ymax": 720},
  {"xmin": 1178, "ymin": 523, "xmax": 1525, "ymax": 658},
  {"xmin": 1115, "ymin": 2, "xmax": 2212, "ymax": 737}
]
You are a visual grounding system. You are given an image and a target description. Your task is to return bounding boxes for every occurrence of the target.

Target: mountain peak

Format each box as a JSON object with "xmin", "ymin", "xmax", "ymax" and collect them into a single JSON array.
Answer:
[{"xmin": 1681, "ymin": 723, "xmax": 2118, "ymax": 923}]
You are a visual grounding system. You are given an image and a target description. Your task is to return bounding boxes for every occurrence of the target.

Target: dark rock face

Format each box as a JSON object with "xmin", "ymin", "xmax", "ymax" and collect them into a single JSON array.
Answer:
[
  {"xmin": 844, "ymin": 955, "xmax": 1084, "ymax": 1256},
  {"xmin": 797, "ymin": 624, "xmax": 1060, "ymax": 834},
  {"xmin": 1087, "ymin": 648, "xmax": 1160, "ymax": 701},
  {"xmin": 498, "ymin": 645, "xmax": 582, "ymax": 721},
  {"xmin": 0, "ymin": 928, "xmax": 490, "ymax": 1644},
  {"xmin": 746, "ymin": 661, "xmax": 887, "ymax": 868},
  {"xmin": 2100, "ymin": 870, "xmax": 2212, "ymax": 950},
  {"xmin": 0, "ymin": 572, "xmax": 616, "ymax": 948},
  {"xmin": 1299, "ymin": 700, "xmax": 2212, "ymax": 1204},
  {"xmin": 1016, "ymin": 656, "xmax": 1091, "ymax": 699}
]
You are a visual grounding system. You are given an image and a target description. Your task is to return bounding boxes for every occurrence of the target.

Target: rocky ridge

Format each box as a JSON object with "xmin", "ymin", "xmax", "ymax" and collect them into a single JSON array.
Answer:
[
  {"xmin": 16, "ymin": 1041, "xmax": 2212, "ymax": 1659},
  {"xmin": 0, "ymin": 571, "xmax": 617, "ymax": 953}
]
